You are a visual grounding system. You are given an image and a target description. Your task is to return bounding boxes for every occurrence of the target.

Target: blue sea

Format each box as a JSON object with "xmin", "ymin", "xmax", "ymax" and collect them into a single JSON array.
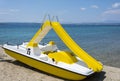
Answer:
[{"xmin": 0, "ymin": 23, "xmax": 120, "ymax": 68}]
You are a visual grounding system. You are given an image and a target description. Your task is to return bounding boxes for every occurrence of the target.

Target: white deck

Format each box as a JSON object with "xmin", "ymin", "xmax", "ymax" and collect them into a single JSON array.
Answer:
[{"xmin": 3, "ymin": 43, "xmax": 94, "ymax": 76}]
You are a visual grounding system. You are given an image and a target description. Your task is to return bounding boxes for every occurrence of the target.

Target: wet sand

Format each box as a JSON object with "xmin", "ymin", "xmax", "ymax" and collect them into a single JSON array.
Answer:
[{"xmin": 0, "ymin": 46, "xmax": 120, "ymax": 81}]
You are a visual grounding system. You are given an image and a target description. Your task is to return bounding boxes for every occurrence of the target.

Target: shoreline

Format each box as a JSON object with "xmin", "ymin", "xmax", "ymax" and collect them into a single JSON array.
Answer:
[{"xmin": 0, "ymin": 47, "xmax": 120, "ymax": 81}]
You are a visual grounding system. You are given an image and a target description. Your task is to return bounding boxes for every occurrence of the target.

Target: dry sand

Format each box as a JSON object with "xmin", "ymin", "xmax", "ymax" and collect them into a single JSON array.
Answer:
[{"xmin": 0, "ymin": 46, "xmax": 120, "ymax": 81}]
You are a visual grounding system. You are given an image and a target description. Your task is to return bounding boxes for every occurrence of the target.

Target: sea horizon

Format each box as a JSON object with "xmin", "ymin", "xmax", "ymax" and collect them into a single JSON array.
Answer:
[{"xmin": 0, "ymin": 22, "xmax": 120, "ymax": 26}]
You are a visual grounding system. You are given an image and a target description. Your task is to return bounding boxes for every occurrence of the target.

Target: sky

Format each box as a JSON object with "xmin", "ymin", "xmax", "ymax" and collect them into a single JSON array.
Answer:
[{"xmin": 0, "ymin": 0, "xmax": 120, "ymax": 23}]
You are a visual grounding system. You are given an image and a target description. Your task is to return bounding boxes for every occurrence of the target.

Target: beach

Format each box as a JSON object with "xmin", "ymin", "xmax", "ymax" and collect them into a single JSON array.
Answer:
[{"xmin": 0, "ymin": 47, "xmax": 120, "ymax": 81}]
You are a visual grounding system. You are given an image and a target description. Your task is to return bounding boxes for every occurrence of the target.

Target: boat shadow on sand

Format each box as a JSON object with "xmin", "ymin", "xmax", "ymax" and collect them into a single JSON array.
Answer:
[{"xmin": 0, "ymin": 59, "xmax": 106, "ymax": 81}]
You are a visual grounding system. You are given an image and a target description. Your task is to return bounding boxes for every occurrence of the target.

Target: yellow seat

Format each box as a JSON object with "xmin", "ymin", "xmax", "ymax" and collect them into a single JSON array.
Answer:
[{"xmin": 48, "ymin": 51, "xmax": 78, "ymax": 64}]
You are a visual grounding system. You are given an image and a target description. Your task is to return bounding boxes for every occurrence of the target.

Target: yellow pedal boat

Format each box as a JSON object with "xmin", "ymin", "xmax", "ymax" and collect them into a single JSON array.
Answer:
[{"xmin": 3, "ymin": 19, "xmax": 103, "ymax": 80}]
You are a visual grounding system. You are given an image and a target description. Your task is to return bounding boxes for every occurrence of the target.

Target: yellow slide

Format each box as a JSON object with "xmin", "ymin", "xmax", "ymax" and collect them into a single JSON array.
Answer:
[
  {"xmin": 51, "ymin": 22, "xmax": 103, "ymax": 72},
  {"xmin": 27, "ymin": 20, "xmax": 103, "ymax": 72}
]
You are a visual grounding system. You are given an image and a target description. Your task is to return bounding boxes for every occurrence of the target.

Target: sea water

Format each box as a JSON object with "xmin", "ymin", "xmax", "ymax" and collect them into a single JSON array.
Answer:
[{"xmin": 0, "ymin": 23, "xmax": 120, "ymax": 68}]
